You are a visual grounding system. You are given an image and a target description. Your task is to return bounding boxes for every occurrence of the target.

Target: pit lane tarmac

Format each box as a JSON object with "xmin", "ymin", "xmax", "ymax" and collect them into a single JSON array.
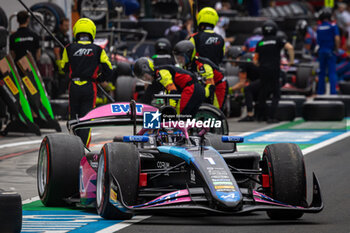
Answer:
[{"xmin": 0, "ymin": 119, "xmax": 349, "ymax": 233}]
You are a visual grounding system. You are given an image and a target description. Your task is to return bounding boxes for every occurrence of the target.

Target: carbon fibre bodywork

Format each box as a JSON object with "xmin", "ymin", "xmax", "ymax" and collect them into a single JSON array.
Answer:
[{"xmin": 71, "ymin": 101, "xmax": 323, "ymax": 217}]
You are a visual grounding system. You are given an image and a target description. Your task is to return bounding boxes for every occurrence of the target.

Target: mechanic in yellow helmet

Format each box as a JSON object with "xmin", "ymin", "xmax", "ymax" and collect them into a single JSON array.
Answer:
[
  {"xmin": 189, "ymin": 7, "xmax": 225, "ymax": 65},
  {"xmin": 61, "ymin": 18, "xmax": 113, "ymax": 147}
]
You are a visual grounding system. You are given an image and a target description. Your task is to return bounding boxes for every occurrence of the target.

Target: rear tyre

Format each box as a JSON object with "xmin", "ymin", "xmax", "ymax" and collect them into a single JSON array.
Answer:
[
  {"xmin": 37, "ymin": 134, "xmax": 85, "ymax": 206},
  {"xmin": 0, "ymin": 7, "xmax": 8, "ymax": 28},
  {"xmin": 195, "ymin": 103, "xmax": 229, "ymax": 135},
  {"xmin": 30, "ymin": 2, "xmax": 65, "ymax": 35},
  {"xmin": 302, "ymin": 101, "xmax": 345, "ymax": 121},
  {"xmin": 115, "ymin": 76, "xmax": 137, "ymax": 102},
  {"xmin": 0, "ymin": 191, "xmax": 22, "ymax": 233},
  {"xmin": 50, "ymin": 99, "xmax": 69, "ymax": 120},
  {"xmin": 261, "ymin": 143, "xmax": 307, "ymax": 220},
  {"xmin": 339, "ymin": 81, "xmax": 350, "ymax": 94},
  {"xmin": 96, "ymin": 143, "xmax": 139, "ymax": 220},
  {"xmin": 296, "ymin": 65, "xmax": 312, "ymax": 89}
]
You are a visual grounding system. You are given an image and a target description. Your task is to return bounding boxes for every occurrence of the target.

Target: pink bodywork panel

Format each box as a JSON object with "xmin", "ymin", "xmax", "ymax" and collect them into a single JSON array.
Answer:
[
  {"xmin": 80, "ymin": 102, "xmax": 158, "ymax": 121},
  {"xmin": 80, "ymin": 156, "xmax": 97, "ymax": 200}
]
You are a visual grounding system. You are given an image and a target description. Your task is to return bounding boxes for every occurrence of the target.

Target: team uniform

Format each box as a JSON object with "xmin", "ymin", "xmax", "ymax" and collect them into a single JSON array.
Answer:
[
  {"xmin": 255, "ymin": 35, "xmax": 286, "ymax": 120},
  {"xmin": 189, "ymin": 7, "xmax": 225, "ymax": 66},
  {"xmin": 316, "ymin": 21, "xmax": 340, "ymax": 94},
  {"xmin": 304, "ymin": 27, "xmax": 317, "ymax": 54},
  {"xmin": 239, "ymin": 62, "xmax": 260, "ymax": 115},
  {"xmin": 189, "ymin": 30, "xmax": 225, "ymax": 65},
  {"xmin": 188, "ymin": 56, "xmax": 227, "ymax": 110},
  {"xmin": 140, "ymin": 38, "xmax": 175, "ymax": 104},
  {"xmin": 9, "ymin": 27, "xmax": 40, "ymax": 62},
  {"xmin": 243, "ymin": 35, "xmax": 263, "ymax": 52},
  {"xmin": 61, "ymin": 18, "xmax": 112, "ymax": 147},
  {"xmin": 152, "ymin": 54, "xmax": 175, "ymax": 66},
  {"xmin": 53, "ymin": 30, "xmax": 70, "ymax": 98},
  {"xmin": 134, "ymin": 57, "xmax": 205, "ymax": 117},
  {"xmin": 154, "ymin": 65, "xmax": 205, "ymax": 116},
  {"xmin": 336, "ymin": 49, "xmax": 350, "ymax": 81},
  {"xmin": 55, "ymin": 30, "xmax": 70, "ymax": 49},
  {"xmin": 151, "ymin": 38, "xmax": 175, "ymax": 66}
]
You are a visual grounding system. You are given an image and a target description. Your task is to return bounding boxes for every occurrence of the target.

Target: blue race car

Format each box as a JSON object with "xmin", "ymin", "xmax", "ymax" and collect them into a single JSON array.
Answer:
[{"xmin": 37, "ymin": 101, "xmax": 323, "ymax": 220}]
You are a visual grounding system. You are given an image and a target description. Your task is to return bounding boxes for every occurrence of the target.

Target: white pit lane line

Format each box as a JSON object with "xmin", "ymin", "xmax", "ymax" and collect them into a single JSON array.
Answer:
[
  {"xmin": 21, "ymin": 124, "xmax": 350, "ymax": 232},
  {"xmin": 0, "ymin": 140, "xmax": 42, "ymax": 149},
  {"xmin": 95, "ymin": 215, "xmax": 152, "ymax": 233},
  {"xmin": 0, "ymin": 133, "xmax": 102, "ymax": 150}
]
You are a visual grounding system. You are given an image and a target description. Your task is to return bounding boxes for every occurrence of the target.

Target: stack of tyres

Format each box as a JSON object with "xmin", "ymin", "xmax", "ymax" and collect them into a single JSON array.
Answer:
[
  {"xmin": 302, "ymin": 101, "xmax": 345, "ymax": 121},
  {"xmin": 281, "ymin": 95, "xmax": 306, "ymax": 117},
  {"xmin": 17, "ymin": 52, "xmax": 61, "ymax": 132},
  {"xmin": 0, "ymin": 55, "xmax": 41, "ymax": 135},
  {"xmin": 0, "ymin": 190, "xmax": 22, "ymax": 233},
  {"xmin": 0, "ymin": 7, "xmax": 8, "ymax": 28},
  {"xmin": 50, "ymin": 99, "xmax": 69, "ymax": 120},
  {"xmin": 266, "ymin": 100, "xmax": 296, "ymax": 121},
  {"xmin": 338, "ymin": 81, "xmax": 350, "ymax": 94},
  {"xmin": 314, "ymin": 95, "xmax": 350, "ymax": 117}
]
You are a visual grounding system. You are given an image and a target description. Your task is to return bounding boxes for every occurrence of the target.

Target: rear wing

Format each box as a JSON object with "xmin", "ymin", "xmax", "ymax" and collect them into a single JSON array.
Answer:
[{"xmin": 67, "ymin": 101, "xmax": 158, "ymax": 135}]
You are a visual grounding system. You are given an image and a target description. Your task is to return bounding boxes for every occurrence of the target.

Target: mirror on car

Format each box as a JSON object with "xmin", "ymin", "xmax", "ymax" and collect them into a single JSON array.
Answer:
[{"xmin": 221, "ymin": 136, "xmax": 244, "ymax": 143}]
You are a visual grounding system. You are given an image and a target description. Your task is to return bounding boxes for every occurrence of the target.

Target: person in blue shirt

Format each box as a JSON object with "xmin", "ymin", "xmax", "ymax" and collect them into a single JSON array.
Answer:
[
  {"xmin": 243, "ymin": 27, "xmax": 263, "ymax": 52},
  {"xmin": 316, "ymin": 8, "xmax": 340, "ymax": 95}
]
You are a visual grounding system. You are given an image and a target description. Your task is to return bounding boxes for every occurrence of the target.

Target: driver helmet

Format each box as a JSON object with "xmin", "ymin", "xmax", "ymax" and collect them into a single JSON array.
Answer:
[
  {"xmin": 155, "ymin": 38, "xmax": 172, "ymax": 55},
  {"xmin": 133, "ymin": 57, "xmax": 155, "ymax": 81},
  {"xmin": 262, "ymin": 20, "xmax": 278, "ymax": 36},
  {"xmin": 173, "ymin": 40, "xmax": 196, "ymax": 67},
  {"xmin": 73, "ymin": 18, "xmax": 96, "ymax": 41},
  {"xmin": 197, "ymin": 7, "xmax": 219, "ymax": 27},
  {"xmin": 295, "ymin": 19, "xmax": 308, "ymax": 37},
  {"xmin": 226, "ymin": 46, "xmax": 243, "ymax": 59}
]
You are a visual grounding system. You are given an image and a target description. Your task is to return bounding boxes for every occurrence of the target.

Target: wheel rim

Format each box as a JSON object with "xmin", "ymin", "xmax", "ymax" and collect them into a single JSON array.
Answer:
[
  {"xmin": 30, "ymin": 10, "xmax": 57, "ymax": 36},
  {"xmin": 96, "ymin": 154, "xmax": 105, "ymax": 207},
  {"xmin": 81, "ymin": 0, "xmax": 108, "ymax": 21},
  {"xmin": 38, "ymin": 145, "xmax": 48, "ymax": 196}
]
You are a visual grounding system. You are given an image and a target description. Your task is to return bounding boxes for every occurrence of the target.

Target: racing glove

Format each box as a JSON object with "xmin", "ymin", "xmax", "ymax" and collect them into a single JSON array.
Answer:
[
  {"xmin": 205, "ymin": 84, "xmax": 215, "ymax": 99},
  {"xmin": 168, "ymin": 89, "xmax": 178, "ymax": 108},
  {"xmin": 228, "ymin": 87, "xmax": 234, "ymax": 95},
  {"xmin": 56, "ymin": 60, "xmax": 65, "ymax": 75}
]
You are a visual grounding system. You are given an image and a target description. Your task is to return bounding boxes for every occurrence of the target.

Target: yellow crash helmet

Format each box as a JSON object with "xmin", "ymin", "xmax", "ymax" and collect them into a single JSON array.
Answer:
[
  {"xmin": 197, "ymin": 7, "xmax": 219, "ymax": 26},
  {"xmin": 73, "ymin": 18, "xmax": 96, "ymax": 40}
]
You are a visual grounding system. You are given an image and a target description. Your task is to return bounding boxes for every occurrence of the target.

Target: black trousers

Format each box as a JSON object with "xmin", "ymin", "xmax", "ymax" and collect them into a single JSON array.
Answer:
[
  {"xmin": 256, "ymin": 67, "xmax": 280, "ymax": 120},
  {"xmin": 244, "ymin": 79, "xmax": 260, "ymax": 113},
  {"xmin": 52, "ymin": 73, "xmax": 69, "ymax": 99},
  {"xmin": 181, "ymin": 83, "xmax": 205, "ymax": 118},
  {"xmin": 69, "ymin": 81, "xmax": 96, "ymax": 146}
]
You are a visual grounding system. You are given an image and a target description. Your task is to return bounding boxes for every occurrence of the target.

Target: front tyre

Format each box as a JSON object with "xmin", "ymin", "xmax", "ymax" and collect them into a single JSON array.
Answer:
[
  {"xmin": 96, "ymin": 143, "xmax": 140, "ymax": 220},
  {"xmin": 261, "ymin": 143, "xmax": 307, "ymax": 220},
  {"xmin": 37, "ymin": 134, "xmax": 85, "ymax": 206}
]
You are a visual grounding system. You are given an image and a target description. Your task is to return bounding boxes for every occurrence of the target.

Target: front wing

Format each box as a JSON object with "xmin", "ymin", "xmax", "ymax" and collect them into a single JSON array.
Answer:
[{"xmin": 109, "ymin": 173, "xmax": 323, "ymax": 215}]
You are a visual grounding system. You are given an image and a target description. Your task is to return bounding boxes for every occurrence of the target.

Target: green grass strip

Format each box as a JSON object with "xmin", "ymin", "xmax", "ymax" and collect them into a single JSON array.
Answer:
[{"xmin": 23, "ymin": 200, "xmax": 84, "ymax": 211}]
